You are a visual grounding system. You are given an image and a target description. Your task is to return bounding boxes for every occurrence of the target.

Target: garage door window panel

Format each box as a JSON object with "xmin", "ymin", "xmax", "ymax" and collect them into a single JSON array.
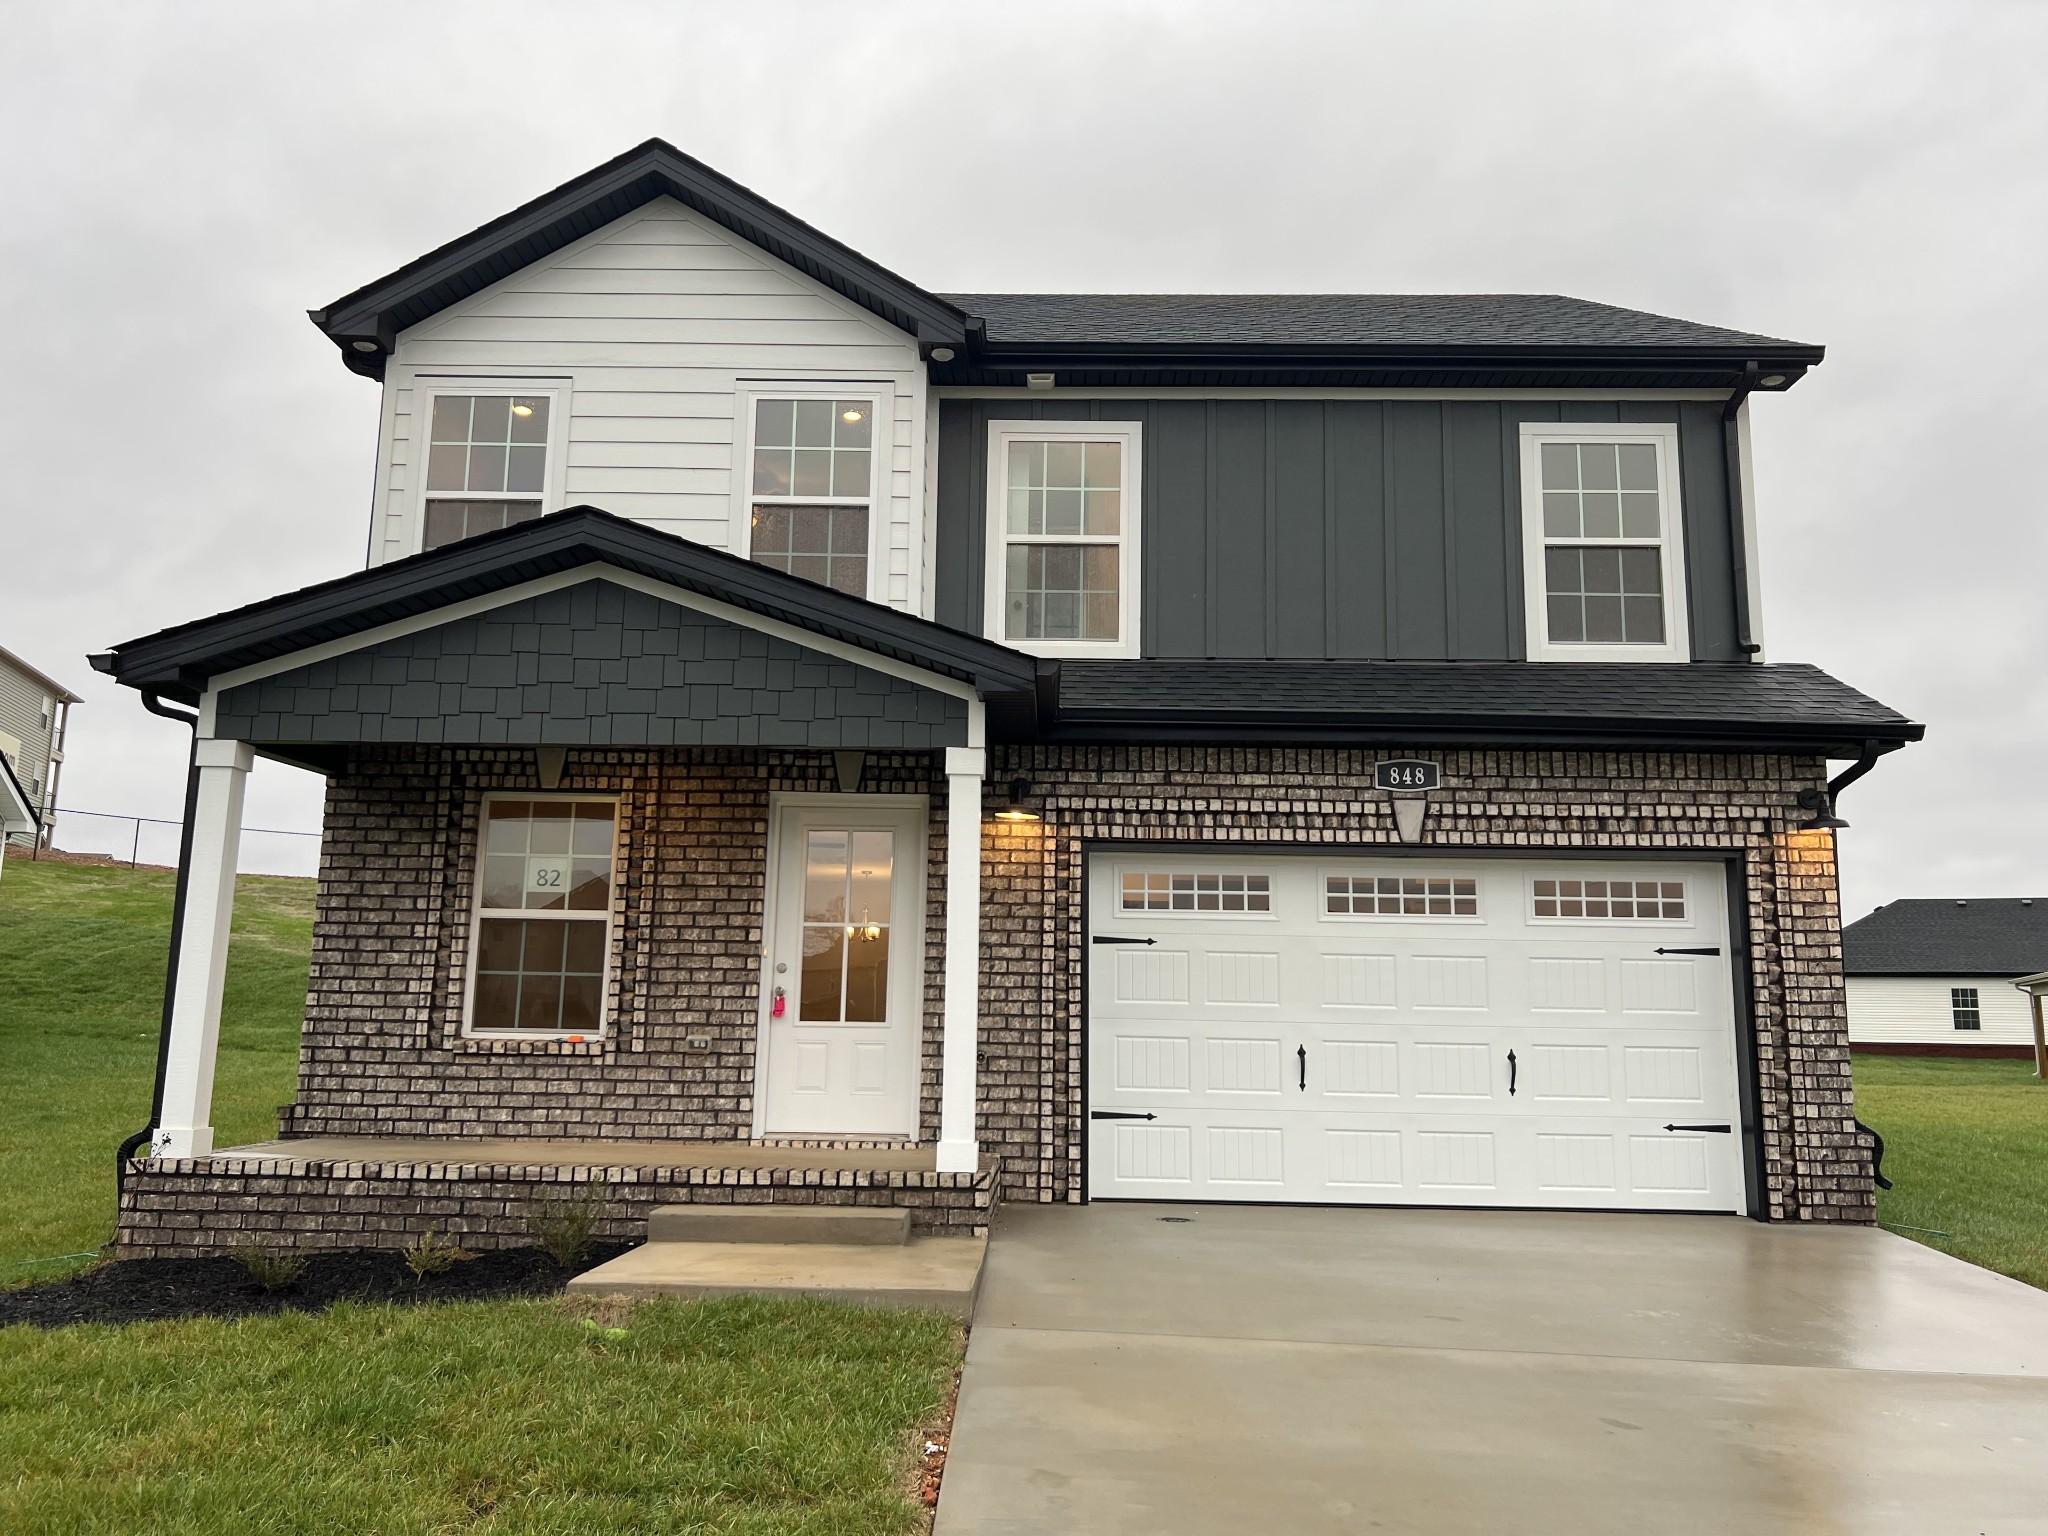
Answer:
[
  {"xmin": 1121, "ymin": 871, "xmax": 1272, "ymax": 915},
  {"xmin": 1532, "ymin": 878, "xmax": 1687, "ymax": 922},
  {"xmin": 1325, "ymin": 874, "xmax": 1479, "ymax": 919}
]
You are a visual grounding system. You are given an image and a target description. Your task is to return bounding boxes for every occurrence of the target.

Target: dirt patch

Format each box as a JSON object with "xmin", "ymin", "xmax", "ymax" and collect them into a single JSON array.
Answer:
[{"xmin": 0, "ymin": 1242, "xmax": 633, "ymax": 1329}]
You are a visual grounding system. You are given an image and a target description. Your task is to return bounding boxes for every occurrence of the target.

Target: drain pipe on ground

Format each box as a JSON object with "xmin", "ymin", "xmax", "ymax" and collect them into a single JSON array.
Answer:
[{"xmin": 111, "ymin": 689, "xmax": 204, "ymax": 1194}]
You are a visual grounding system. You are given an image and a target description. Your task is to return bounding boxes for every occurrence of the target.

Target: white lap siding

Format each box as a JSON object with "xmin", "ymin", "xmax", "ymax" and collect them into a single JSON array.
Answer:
[
  {"xmin": 369, "ymin": 197, "xmax": 927, "ymax": 609},
  {"xmin": 1846, "ymin": 975, "xmax": 2037, "ymax": 1046}
]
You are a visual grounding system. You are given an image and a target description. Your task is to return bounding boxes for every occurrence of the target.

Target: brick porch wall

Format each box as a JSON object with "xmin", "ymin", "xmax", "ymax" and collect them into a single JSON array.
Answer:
[{"xmin": 977, "ymin": 746, "xmax": 1871, "ymax": 1224}]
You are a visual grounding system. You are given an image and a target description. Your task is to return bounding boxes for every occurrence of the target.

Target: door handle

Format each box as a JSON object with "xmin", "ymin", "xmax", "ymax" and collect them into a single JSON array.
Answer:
[
  {"xmin": 1655, "ymin": 947, "xmax": 1721, "ymax": 956},
  {"xmin": 1507, "ymin": 1048, "xmax": 1517, "ymax": 1096},
  {"xmin": 1091, "ymin": 935, "xmax": 1158, "ymax": 946},
  {"xmin": 1297, "ymin": 1044, "xmax": 1307, "ymax": 1091},
  {"xmin": 1090, "ymin": 1110, "xmax": 1158, "ymax": 1121}
]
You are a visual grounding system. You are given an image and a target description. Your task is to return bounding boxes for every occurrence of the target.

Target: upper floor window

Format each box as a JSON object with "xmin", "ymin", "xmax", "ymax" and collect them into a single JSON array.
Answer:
[
  {"xmin": 423, "ymin": 392, "xmax": 554, "ymax": 551},
  {"xmin": 746, "ymin": 396, "xmax": 877, "ymax": 598},
  {"xmin": 984, "ymin": 422, "xmax": 1142, "ymax": 657},
  {"xmin": 1951, "ymin": 986, "xmax": 1982, "ymax": 1031},
  {"xmin": 1519, "ymin": 422, "xmax": 1688, "ymax": 662}
]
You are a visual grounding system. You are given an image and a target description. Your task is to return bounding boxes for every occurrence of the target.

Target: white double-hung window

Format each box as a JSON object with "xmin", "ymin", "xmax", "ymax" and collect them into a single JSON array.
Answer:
[
  {"xmin": 420, "ymin": 387, "xmax": 564, "ymax": 552},
  {"xmin": 745, "ymin": 394, "xmax": 881, "ymax": 599},
  {"xmin": 1519, "ymin": 422, "xmax": 1688, "ymax": 662},
  {"xmin": 984, "ymin": 421, "xmax": 1141, "ymax": 657}
]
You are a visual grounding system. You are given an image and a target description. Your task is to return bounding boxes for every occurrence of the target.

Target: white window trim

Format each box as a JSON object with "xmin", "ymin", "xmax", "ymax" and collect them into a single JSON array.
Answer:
[
  {"xmin": 983, "ymin": 420, "xmax": 1143, "ymax": 659},
  {"xmin": 733, "ymin": 384, "xmax": 888, "ymax": 603},
  {"xmin": 410, "ymin": 377, "xmax": 573, "ymax": 557},
  {"xmin": 461, "ymin": 791, "xmax": 620, "ymax": 1041},
  {"xmin": 1519, "ymin": 421, "xmax": 1690, "ymax": 663}
]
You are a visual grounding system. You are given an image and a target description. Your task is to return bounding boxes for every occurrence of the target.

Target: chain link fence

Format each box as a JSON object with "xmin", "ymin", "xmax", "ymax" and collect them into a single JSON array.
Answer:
[{"xmin": 33, "ymin": 807, "xmax": 321, "ymax": 878}]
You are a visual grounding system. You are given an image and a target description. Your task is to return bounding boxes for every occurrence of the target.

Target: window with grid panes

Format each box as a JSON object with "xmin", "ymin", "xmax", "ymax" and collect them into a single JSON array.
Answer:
[
  {"xmin": 1532, "ymin": 878, "xmax": 1686, "ymax": 920},
  {"xmin": 1538, "ymin": 439, "xmax": 1670, "ymax": 645},
  {"xmin": 1951, "ymin": 987, "xmax": 1982, "ymax": 1031},
  {"xmin": 986, "ymin": 424, "xmax": 1140, "ymax": 653},
  {"xmin": 423, "ymin": 394, "xmax": 552, "ymax": 550},
  {"xmin": 1326, "ymin": 875, "xmax": 1478, "ymax": 917},
  {"xmin": 469, "ymin": 798, "xmax": 616, "ymax": 1035},
  {"xmin": 1120, "ymin": 871, "xmax": 1271, "ymax": 913},
  {"xmin": 748, "ymin": 398, "xmax": 875, "ymax": 597}
]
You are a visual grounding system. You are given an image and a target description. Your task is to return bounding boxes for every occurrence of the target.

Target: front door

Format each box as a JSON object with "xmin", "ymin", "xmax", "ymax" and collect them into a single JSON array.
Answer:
[{"xmin": 760, "ymin": 799, "xmax": 925, "ymax": 1136}]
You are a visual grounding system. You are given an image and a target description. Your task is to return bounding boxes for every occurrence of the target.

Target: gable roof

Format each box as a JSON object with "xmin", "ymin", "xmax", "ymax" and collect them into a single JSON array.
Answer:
[
  {"xmin": 311, "ymin": 140, "xmax": 1823, "ymax": 391},
  {"xmin": 310, "ymin": 138, "xmax": 970, "ymax": 378},
  {"xmin": 0, "ymin": 750, "xmax": 38, "ymax": 834},
  {"xmin": 92, "ymin": 507, "xmax": 1041, "ymax": 705},
  {"xmin": 1843, "ymin": 899, "xmax": 2048, "ymax": 976},
  {"xmin": 0, "ymin": 645, "xmax": 81, "ymax": 704}
]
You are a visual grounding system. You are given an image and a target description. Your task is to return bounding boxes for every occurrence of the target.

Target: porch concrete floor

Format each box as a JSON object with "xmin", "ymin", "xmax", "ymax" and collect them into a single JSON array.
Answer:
[
  {"xmin": 212, "ymin": 1136, "xmax": 938, "ymax": 1173},
  {"xmin": 935, "ymin": 1202, "xmax": 2048, "ymax": 1536}
]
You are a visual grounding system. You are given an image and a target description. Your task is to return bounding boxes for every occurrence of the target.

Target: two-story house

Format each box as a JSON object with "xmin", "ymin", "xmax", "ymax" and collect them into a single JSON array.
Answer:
[
  {"xmin": 0, "ymin": 645, "xmax": 78, "ymax": 847},
  {"xmin": 95, "ymin": 140, "xmax": 1919, "ymax": 1258}
]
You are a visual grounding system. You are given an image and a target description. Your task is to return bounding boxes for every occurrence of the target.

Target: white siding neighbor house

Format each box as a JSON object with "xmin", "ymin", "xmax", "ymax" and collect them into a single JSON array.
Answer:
[
  {"xmin": 0, "ymin": 751, "xmax": 37, "ymax": 881},
  {"xmin": 1844, "ymin": 898, "xmax": 2048, "ymax": 1057},
  {"xmin": 0, "ymin": 644, "xmax": 79, "ymax": 846}
]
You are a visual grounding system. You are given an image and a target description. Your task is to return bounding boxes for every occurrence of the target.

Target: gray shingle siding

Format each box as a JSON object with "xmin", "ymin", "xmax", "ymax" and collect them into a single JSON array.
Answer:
[{"xmin": 212, "ymin": 579, "xmax": 970, "ymax": 749}]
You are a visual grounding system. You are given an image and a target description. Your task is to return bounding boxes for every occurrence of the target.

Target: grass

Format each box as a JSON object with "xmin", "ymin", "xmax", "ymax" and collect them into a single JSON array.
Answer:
[
  {"xmin": 1855, "ymin": 1053, "xmax": 2048, "ymax": 1291},
  {"xmin": 0, "ymin": 1293, "xmax": 959, "ymax": 1534},
  {"xmin": 0, "ymin": 858, "xmax": 311, "ymax": 1281}
]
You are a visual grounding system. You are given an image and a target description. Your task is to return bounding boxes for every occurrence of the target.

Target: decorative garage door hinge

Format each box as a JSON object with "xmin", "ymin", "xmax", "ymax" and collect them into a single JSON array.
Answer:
[
  {"xmin": 1091, "ymin": 935, "xmax": 1157, "ymax": 945},
  {"xmin": 1662, "ymin": 1123, "xmax": 1732, "ymax": 1133},
  {"xmin": 1654, "ymin": 946, "xmax": 1721, "ymax": 956},
  {"xmin": 1089, "ymin": 1110, "xmax": 1158, "ymax": 1121}
]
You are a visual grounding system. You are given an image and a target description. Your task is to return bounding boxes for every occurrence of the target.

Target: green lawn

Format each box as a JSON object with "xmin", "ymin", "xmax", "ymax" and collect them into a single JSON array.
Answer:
[
  {"xmin": 0, "ymin": 1293, "xmax": 956, "ymax": 1534},
  {"xmin": 0, "ymin": 858, "xmax": 310, "ymax": 1282},
  {"xmin": 1855, "ymin": 1053, "xmax": 2048, "ymax": 1291}
]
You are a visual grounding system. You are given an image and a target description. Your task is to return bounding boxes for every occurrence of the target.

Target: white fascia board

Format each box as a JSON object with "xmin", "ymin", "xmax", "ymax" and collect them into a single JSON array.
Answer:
[{"xmin": 199, "ymin": 562, "xmax": 986, "ymax": 712}]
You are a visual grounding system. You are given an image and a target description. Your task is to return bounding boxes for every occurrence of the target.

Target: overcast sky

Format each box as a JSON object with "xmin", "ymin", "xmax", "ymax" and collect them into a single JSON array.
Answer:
[{"xmin": 3, "ymin": 0, "xmax": 2042, "ymax": 913}]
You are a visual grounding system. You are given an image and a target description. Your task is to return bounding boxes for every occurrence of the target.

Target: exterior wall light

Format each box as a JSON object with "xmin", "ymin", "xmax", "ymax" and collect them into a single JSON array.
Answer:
[
  {"xmin": 1025, "ymin": 372, "xmax": 1056, "ymax": 391},
  {"xmin": 350, "ymin": 339, "xmax": 381, "ymax": 354},
  {"xmin": 1794, "ymin": 788, "xmax": 1849, "ymax": 829},
  {"xmin": 994, "ymin": 778, "xmax": 1041, "ymax": 822},
  {"xmin": 928, "ymin": 346, "xmax": 957, "ymax": 363}
]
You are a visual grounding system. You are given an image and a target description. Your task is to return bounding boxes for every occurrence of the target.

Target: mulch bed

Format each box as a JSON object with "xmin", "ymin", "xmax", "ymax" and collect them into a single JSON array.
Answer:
[{"xmin": 0, "ymin": 1243, "xmax": 634, "ymax": 1330}]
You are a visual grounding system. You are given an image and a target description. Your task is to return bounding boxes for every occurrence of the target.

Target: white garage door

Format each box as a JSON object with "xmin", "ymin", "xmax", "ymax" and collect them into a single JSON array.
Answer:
[{"xmin": 1086, "ymin": 853, "xmax": 1746, "ymax": 1213}]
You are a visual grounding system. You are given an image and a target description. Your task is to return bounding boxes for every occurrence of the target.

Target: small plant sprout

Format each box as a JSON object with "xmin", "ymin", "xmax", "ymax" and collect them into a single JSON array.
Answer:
[
  {"xmin": 228, "ymin": 1241, "xmax": 308, "ymax": 1292},
  {"xmin": 524, "ymin": 1178, "xmax": 607, "ymax": 1268},
  {"xmin": 401, "ymin": 1226, "xmax": 478, "ymax": 1284}
]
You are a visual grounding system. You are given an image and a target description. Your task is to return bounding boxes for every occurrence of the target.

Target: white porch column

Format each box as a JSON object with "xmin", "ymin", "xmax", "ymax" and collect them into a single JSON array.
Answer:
[
  {"xmin": 936, "ymin": 745, "xmax": 986, "ymax": 1173},
  {"xmin": 154, "ymin": 738, "xmax": 253, "ymax": 1159}
]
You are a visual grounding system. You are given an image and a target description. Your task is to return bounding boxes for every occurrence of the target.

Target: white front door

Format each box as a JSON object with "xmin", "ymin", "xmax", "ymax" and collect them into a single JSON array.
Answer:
[
  {"xmin": 760, "ymin": 798, "xmax": 925, "ymax": 1137},
  {"xmin": 1087, "ymin": 852, "xmax": 1747, "ymax": 1212}
]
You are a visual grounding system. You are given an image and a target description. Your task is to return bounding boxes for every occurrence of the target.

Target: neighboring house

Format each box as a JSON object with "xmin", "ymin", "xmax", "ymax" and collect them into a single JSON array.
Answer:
[
  {"xmin": 1845, "ymin": 899, "xmax": 2048, "ymax": 1059},
  {"xmin": 0, "ymin": 645, "xmax": 78, "ymax": 847},
  {"xmin": 0, "ymin": 750, "xmax": 37, "ymax": 881},
  {"xmin": 91, "ymin": 139, "xmax": 1922, "ymax": 1259}
]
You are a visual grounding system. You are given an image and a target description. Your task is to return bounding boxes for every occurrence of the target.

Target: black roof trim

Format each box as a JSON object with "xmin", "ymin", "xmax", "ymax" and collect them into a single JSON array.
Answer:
[
  {"xmin": 310, "ymin": 139, "xmax": 968, "ymax": 378},
  {"xmin": 101, "ymin": 507, "xmax": 1040, "ymax": 704},
  {"xmin": 1039, "ymin": 660, "xmax": 1920, "ymax": 755}
]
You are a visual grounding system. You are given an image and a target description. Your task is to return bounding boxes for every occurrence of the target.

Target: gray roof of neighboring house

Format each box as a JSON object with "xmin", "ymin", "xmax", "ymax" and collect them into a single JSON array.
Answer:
[
  {"xmin": 1048, "ymin": 660, "xmax": 1919, "ymax": 753},
  {"xmin": 1842, "ymin": 899, "xmax": 2048, "ymax": 976},
  {"xmin": 944, "ymin": 293, "xmax": 1810, "ymax": 352}
]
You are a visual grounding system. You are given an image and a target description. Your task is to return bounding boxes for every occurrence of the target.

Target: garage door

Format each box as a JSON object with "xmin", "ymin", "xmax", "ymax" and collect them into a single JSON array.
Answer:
[{"xmin": 1086, "ymin": 853, "xmax": 1746, "ymax": 1213}]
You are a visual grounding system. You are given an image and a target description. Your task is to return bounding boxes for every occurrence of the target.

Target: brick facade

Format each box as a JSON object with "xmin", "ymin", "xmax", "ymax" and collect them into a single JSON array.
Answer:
[{"xmin": 117, "ymin": 740, "xmax": 1873, "ymax": 1256}]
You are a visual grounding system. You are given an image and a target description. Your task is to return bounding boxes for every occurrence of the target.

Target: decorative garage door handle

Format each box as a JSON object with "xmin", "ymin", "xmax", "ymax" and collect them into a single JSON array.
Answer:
[
  {"xmin": 1091, "ymin": 935, "xmax": 1158, "ymax": 946},
  {"xmin": 1297, "ymin": 1044, "xmax": 1307, "ymax": 1091},
  {"xmin": 1507, "ymin": 1048, "xmax": 1517, "ymax": 1096},
  {"xmin": 1662, "ymin": 1123, "xmax": 1732, "ymax": 1133},
  {"xmin": 1654, "ymin": 946, "xmax": 1721, "ymax": 956},
  {"xmin": 1090, "ymin": 1110, "xmax": 1158, "ymax": 1121}
]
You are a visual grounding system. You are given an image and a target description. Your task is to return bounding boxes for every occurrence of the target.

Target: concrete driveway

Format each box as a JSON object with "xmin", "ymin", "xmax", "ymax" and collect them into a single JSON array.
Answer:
[{"xmin": 934, "ymin": 1203, "xmax": 2048, "ymax": 1535}]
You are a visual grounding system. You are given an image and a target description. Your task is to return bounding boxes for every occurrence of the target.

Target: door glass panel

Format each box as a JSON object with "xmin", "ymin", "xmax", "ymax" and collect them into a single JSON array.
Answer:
[{"xmin": 795, "ymin": 826, "xmax": 897, "ymax": 1024}]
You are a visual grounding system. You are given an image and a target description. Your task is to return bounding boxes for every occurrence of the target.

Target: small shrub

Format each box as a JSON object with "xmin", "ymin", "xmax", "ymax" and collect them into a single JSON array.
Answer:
[
  {"xmin": 228, "ymin": 1241, "xmax": 307, "ymax": 1292},
  {"xmin": 401, "ymin": 1225, "xmax": 477, "ymax": 1284},
  {"xmin": 524, "ymin": 1179, "xmax": 607, "ymax": 1268}
]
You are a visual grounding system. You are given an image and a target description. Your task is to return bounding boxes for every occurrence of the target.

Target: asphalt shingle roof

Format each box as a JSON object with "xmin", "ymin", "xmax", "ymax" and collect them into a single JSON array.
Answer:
[
  {"xmin": 1843, "ymin": 899, "xmax": 2048, "ymax": 976},
  {"xmin": 944, "ymin": 293, "xmax": 1812, "ymax": 352}
]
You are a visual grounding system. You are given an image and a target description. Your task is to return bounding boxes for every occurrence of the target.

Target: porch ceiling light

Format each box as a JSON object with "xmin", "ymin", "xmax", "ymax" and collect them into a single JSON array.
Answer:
[{"xmin": 994, "ymin": 777, "xmax": 1041, "ymax": 822}]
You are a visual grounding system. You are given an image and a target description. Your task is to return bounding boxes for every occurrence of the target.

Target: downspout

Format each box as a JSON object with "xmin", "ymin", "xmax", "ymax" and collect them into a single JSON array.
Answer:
[
  {"xmin": 1723, "ymin": 362, "xmax": 1762, "ymax": 656},
  {"xmin": 113, "ymin": 689, "xmax": 204, "ymax": 1192}
]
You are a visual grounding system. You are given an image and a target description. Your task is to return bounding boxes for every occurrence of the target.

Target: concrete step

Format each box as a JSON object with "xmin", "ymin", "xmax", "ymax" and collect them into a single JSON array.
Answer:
[
  {"xmin": 567, "ymin": 1233, "xmax": 986, "ymax": 1318},
  {"xmin": 647, "ymin": 1204, "xmax": 912, "ymax": 1246}
]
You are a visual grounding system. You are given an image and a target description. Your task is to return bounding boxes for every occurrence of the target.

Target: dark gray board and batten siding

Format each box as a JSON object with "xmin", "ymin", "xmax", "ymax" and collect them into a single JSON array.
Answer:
[{"xmin": 934, "ymin": 399, "xmax": 1743, "ymax": 662}]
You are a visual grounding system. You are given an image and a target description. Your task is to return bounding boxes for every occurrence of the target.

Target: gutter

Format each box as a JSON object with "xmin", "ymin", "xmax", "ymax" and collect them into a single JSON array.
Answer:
[{"xmin": 112, "ymin": 689, "xmax": 203, "ymax": 1193}]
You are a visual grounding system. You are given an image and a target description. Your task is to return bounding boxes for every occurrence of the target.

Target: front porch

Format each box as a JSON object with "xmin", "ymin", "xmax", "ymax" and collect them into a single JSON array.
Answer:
[{"xmin": 116, "ymin": 1134, "xmax": 1001, "ymax": 1258}]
